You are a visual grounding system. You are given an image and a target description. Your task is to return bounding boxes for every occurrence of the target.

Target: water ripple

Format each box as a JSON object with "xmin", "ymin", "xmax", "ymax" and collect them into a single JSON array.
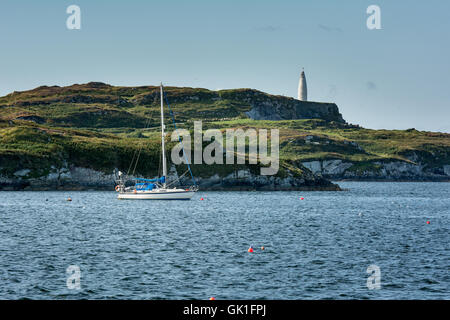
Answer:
[{"xmin": 0, "ymin": 182, "xmax": 449, "ymax": 299}]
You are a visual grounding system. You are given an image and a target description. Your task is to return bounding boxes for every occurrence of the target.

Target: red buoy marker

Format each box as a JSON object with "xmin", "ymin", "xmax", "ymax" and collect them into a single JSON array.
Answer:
[
  {"xmin": 300, "ymin": 197, "xmax": 304, "ymax": 200},
  {"xmin": 248, "ymin": 246, "xmax": 254, "ymax": 253},
  {"xmin": 200, "ymin": 197, "xmax": 204, "ymax": 201},
  {"xmin": 426, "ymin": 221, "xmax": 430, "ymax": 224},
  {"xmin": 209, "ymin": 297, "xmax": 215, "ymax": 300}
]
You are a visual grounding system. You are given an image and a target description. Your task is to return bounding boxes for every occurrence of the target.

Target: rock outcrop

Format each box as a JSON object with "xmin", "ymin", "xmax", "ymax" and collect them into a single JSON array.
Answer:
[
  {"xmin": 221, "ymin": 89, "xmax": 345, "ymax": 122},
  {"xmin": 302, "ymin": 159, "xmax": 450, "ymax": 181},
  {"xmin": 182, "ymin": 169, "xmax": 339, "ymax": 191},
  {"xmin": 0, "ymin": 165, "xmax": 340, "ymax": 191},
  {"xmin": 0, "ymin": 166, "xmax": 118, "ymax": 190},
  {"xmin": 245, "ymin": 98, "xmax": 344, "ymax": 122}
]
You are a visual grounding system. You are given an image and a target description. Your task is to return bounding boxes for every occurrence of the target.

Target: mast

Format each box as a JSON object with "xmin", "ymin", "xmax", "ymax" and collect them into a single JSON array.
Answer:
[{"xmin": 160, "ymin": 83, "xmax": 167, "ymax": 186}]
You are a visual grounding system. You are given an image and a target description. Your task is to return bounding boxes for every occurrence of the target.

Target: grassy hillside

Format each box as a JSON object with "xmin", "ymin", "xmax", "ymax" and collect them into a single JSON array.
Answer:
[
  {"xmin": 0, "ymin": 83, "xmax": 449, "ymax": 183},
  {"xmin": 0, "ymin": 82, "xmax": 344, "ymax": 128}
]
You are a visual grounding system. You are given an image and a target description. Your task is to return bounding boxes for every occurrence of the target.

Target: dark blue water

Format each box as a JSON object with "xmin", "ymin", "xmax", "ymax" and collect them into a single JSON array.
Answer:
[{"xmin": 0, "ymin": 182, "xmax": 448, "ymax": 299}]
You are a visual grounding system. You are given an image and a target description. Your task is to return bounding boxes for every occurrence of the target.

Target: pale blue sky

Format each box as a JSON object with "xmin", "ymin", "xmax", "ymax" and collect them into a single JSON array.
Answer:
[{"xmin": 1, "ymin": 0, "xmax": 449, "ymax": 131}]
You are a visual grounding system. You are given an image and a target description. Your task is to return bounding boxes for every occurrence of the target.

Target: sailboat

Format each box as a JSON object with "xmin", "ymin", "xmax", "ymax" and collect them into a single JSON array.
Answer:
[{"xmin": 115, "ymin": 84, "xmax": 198, "ymax": 200}]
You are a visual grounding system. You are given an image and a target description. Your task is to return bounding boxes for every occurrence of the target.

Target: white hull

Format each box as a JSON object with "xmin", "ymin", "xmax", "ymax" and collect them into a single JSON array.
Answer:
[{"xmin": 117, "ymin": 189, "xmax": 196, "ymax": 200}]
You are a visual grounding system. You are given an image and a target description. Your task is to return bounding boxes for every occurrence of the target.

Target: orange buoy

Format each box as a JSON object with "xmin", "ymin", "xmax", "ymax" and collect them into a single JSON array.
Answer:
[
  {"xmin": 248, "ymin": 247, "xmax": 254, "ymax": 253},
  {"xmin": 200, "ymin": 197, "xmax": 204, "ymax": 200},
  {"xmin": 261, "ymin": 246, "xmax": 265, "ymax": 250},
  {"xmin": 67, "ymin": 197, "xmax": 72, "ymax": 202},
  {"xmin": 209, "ymin": 297, "xmax": 215, "ymax": 300},
  {"xmin": 427, "ymin": 221, "xmax": 430, "ymax": 224}
]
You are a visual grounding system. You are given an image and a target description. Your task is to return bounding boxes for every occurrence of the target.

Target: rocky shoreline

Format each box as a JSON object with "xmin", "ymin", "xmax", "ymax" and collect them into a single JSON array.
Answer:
[
  {"xmin": 2, "ymin": 159, "xmax": 449, "ymax": 192},
  {"xmin": 3, "ymin": 165, "xmax": 449, "ymax": 192},
  {"xmin": 302, "ymin": 159, "xmax": 450, "ymax": 182},
  {"xmin": 0, "ymin": 166, "xmax": 341, "ymax": 191}
]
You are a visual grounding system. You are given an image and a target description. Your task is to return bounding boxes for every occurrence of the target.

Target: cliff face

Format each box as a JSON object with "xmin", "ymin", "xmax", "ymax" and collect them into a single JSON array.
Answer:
[
  {"xmin": 218, "ymin": 89, "xmax": 345, "ymax": 122},
  {"xmin": 302, "ymin": 159, "xmax": 450, "ymax": 181},
  {"xmin": 246, "ymin": 101, "xmax": 342, "ymax": 122}
]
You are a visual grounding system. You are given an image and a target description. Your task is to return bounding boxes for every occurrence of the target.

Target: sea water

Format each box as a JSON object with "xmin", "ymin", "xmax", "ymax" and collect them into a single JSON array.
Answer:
[{"xmin": 0, "ymin": 182, "xmax": 448, "ymax": 299}]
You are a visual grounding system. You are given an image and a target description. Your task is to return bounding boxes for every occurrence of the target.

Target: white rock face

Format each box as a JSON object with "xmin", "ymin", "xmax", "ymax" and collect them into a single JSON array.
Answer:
[
  {"xmin": 302, "ymin": 160, "xmax": 353, "ymax": 176},
  {"xmin": 302, "ymin": 160, "xmax": 450, "ymax": 180},
  {"xmin": 67, "ymin": 167, "xmax": 117, "ymax": 186},
  {"xmin": 444, "ymin": 165, "xmax": 450, "ymax": 176},
  {"xmin": 14, "ymin": 169, "xmax": 31, "ymax": 177},
  {"xmin": 302, "ymin": 161, "xmax": 322, "ymax": 174},
  {"xmin": 5, "ymin": 164, "xmax": 324, "ymax": 190},
  {"xmin": 237, "ymin": 170, "xmax": 251, "ymax": 178},
  {"xmin": 0, "ymin": 175, "xmax": 14, "ymax": 183},
  {"xmin": 167, "ymin": 165, "xmax": 180, "ymax": 185},
  {"xmin": 376, "ymin": 161, "xmax": 424, "ymax": 177},
  {"xmin": 16, "ymin": 166, "xmax": 119, "ymax": 189},
  {"xmin": 189, "ymin": 168, "xmax": 331, "ymax": 190},
  {"xmin": 46, "ymin": 172, "xmax": 60, "ymax": 181},
  {"xmin": 322, "ymin": 160, "xmax": 353, "ymax": 175}
]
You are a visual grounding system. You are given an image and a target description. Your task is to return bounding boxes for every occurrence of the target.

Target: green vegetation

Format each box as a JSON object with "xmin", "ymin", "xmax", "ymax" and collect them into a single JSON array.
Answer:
[{"xmin": 1, "ymin": 83, "xmax": 449, "ymax": 181}]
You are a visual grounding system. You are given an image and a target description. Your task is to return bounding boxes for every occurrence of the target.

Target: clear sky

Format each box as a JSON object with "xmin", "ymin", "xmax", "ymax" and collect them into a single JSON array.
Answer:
[{"xmin": 1, "ymin": 0, "xmax": 449, "ymax": 132}]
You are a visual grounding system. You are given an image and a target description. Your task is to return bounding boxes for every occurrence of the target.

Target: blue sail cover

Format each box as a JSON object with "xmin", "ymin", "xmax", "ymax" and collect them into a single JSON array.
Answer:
[
  {"xmin": 135, "ymin": 183, "xmax": 155, "ymax": 191},
  {"xmin": 135, "ymin": 177, "xmax": 165, "ymax": 184},
  {"xmin": 134, "ymin": 176, "xmax": 165, "ymax": 191}
]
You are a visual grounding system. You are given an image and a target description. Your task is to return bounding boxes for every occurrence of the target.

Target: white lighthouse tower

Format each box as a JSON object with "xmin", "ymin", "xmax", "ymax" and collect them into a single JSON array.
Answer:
[{"xmin": 298, "ymin": 68, "xmax": 307, "ymax": 101}]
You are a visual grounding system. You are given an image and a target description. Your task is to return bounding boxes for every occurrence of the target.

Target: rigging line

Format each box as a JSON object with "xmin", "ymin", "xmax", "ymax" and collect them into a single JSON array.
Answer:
[
  {"xmin": 131, "ymin": 142, "xmax": 143, "ymax": 177},
  {"xmin": 166, "ymin": 170, "xmax": 190, "ymax": 188},
  {"xmin": 132, "ymin": 119, "xmax": 151, "ymax": 176},
  {"xmin": 127, "ymin": 113, "xmax": 151, "ymax": 175},
  {"xmin": 126, "ymin": 148, "xmax": 137, "ymax": 176},
  {"xmin": 163, "ymin": 92, "xmax": 197, "ymax": 186},
  {"xmin": 131, "ymin": 111, "xmax": 153, "ymax": 177}
]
